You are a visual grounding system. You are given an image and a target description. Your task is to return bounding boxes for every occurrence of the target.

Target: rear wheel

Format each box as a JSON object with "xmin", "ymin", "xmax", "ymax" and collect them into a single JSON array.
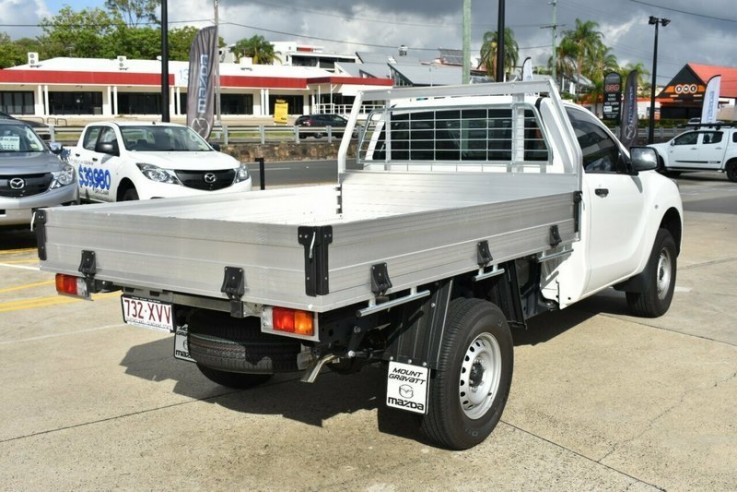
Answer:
[
  {"xmin": 626, "ymin": 228, "xmax": 677, "ymax": 317},
  {"xmin": 726, "ymin": 161, "xmax": 737, "ymax": 182},
  {"xmin": 419, "ymin": 298, "xmax": 513, "ymax": 450}
]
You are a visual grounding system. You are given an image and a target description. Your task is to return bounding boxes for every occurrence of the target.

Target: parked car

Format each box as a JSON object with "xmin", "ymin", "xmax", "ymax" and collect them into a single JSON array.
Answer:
[
  {"xmin": 0, "ymin": 120, "xmax": 77, "ymax": 228},
  {"xmin": 648, "ymin": 126, "xmax": 737, "ymax": 181},
  {"xmin": 294, "ymin": 114, "xmax": 349, "ymax": 139},
  {"xmin": 66, "ymin": 122, "xmax": 252, "ymax": 202}
]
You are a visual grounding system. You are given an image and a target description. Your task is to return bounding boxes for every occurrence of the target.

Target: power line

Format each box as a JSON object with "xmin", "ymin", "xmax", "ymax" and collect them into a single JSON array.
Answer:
[{"xmin": 627, "ymin": 0, "xmax": 737, "ymax": 23}]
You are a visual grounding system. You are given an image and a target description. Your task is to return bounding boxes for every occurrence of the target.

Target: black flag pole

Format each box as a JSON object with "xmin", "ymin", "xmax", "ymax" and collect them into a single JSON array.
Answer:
[{"xmin": 161, "ymin": 0, "xmax": 170, "ymax": 122}]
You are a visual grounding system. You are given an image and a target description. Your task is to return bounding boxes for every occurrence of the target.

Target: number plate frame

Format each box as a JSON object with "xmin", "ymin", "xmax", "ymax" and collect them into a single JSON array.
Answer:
[{"xmin": 121, "ymin": 295, "xmax": 173, "ymax": 332}]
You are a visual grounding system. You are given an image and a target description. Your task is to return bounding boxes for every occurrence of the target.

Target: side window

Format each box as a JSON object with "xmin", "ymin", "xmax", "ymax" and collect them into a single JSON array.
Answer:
[
  {"xmin": 673, "ymin": 132, "xmax": 698, "ymax": 146},
  {"xmin": 82, "ymin": 127, "xmax": 102, "ymax": 150},
  {"xmin": 565, "ymin": 107, "xmax": 622, "ymax": 173},
  {"xmin": 702, "ymin": 132, "xmax": 723, "ymax": 145},
  {"xmin": 98, "ymin": 127, "xmax": 117, "ymax": 145}
]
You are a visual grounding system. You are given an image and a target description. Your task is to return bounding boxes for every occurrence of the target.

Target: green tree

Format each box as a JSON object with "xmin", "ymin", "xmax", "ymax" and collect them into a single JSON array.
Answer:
[
  {"xmin": 479, "ymin": 27, "xmax": 519, "ymax": 81},
  {"xmin": 233, "ymin": 35, "xmax": 280, "ymax": 64},
  {"xmin": 39, "ymin": 6, "xmax": 121, "ymax": 58},
  {"xmin": 565, "ymin": 19, "xmax": 605, "ymax": 78},
  {"xmin": 105, "ymin": 0, "xmax": 159, "ymax": 26},
  {"xmin": 620, "ymin": 62, "xmax": 650, "ymax": 97},
  {"xmin": 167, "ymin": 26, "xmax": 203, "ymax": 61}
]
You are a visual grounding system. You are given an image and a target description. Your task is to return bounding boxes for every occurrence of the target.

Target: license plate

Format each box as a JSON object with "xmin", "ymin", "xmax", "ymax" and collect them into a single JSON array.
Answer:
[
  {"xmin": 121, "ymin": 295, "xmax": 173, "ymax": 332},
  {"xmin": 174, "ymin": 324, "xmax": 195, "ymax": 362},
  {"xmin": 386, "ymin": 361, "xmax": 429, "ymax": 414}
]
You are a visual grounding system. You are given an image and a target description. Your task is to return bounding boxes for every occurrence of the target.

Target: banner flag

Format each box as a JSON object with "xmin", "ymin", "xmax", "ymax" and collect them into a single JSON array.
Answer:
[
  {"xmin": 521, "ymin": 57, "xmax": 533, "ymax": 81},
  {"xmin": 619, "ymin": 70, "xmax": 639, "ymax": 148},
  {"xmin": 187, "ymin": 25, "xmax": 219, "ymax": 139},
  {"xmin": 701, "ymin": 75, "xmax": 721, "ymax": 124}
]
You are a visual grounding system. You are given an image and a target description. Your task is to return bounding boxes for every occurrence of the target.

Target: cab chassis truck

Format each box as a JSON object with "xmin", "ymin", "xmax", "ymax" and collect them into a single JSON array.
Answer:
[{"xmin": 36, "ymin": 81, "xmax": 683, "ymax": 450}]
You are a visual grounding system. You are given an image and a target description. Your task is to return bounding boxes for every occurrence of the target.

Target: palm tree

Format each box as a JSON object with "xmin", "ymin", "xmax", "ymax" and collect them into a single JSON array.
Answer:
[
  {"xmin": 479, "ymin": 28, "xmax": 519, "ymax": 81},
  {"xmin": 620, "ymin": 62, "xmax": 650, "ymax": 97},
  {"xmin": 564, "ymin": 19, "xmax": 604, "ymax": 78},
  {"xmin": 585, "ymin": 44, "xmax": 619, "ymax": 113},
  {"xmin": 233, "ymin": 35, "xmax": 280, "ymax": 65}
]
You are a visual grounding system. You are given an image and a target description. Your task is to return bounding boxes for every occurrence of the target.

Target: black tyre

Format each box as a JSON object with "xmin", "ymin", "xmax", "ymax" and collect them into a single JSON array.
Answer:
[
  {"xmin": 726, "ymin": 161, "xmax": 737, "ymax": 182},
  {"xmin": 626, "ymin": 228, "xmax": 677, "ymax": 317},
  {"xmin": 187, "ymin": 309, "xmax": 302, "ymax": 374},
  {"xmin": 196, "ymin": 364, "xmax": 272, "ymax": 389},
  {"xmin": 121, "ymin": 187, "xmax": 139, "ymax": 201},
  {"xmin": 420, "ymin": 298, "xmax": 513, "ymax": 450}
]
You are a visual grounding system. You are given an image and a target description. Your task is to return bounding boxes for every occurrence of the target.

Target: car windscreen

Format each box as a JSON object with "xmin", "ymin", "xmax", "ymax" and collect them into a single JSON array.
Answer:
[
  {"xmin": 120, "ymin": 126, "xmax": 213, "ymax": 152},
  {"xmin": 0, "ymin": 124, "xmax": 46, "ymax": 153}
]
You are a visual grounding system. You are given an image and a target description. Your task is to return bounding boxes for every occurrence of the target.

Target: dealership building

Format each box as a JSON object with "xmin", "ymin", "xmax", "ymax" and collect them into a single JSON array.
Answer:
[
  {"xmin": 0, "ymin": 51, "xmax": 393, "ymax": 125},
  {"xmin": 1, "ymin": 46, "xmax": 736, "ymax": 125},
  {"xmin": 656, "ymin": 63, "xmax": 737, "ymax": 120}
]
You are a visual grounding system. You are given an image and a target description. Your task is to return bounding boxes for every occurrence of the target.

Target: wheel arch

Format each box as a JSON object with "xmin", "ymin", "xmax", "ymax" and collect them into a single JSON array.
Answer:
[
  {"xmin": 116, "ymin": 178, "xmax": 136, "ymax": 201},
  {"xmin": 660, "ymin": 207, "xmax": 682, "ymax": 256}
]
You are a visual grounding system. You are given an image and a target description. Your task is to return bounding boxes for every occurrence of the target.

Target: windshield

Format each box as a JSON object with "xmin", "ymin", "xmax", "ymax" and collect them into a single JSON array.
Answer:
[
  {"xmin": 120, "ymin": 125, "xmax": 213, "ymax": 152},
  {"xmin": 0, "ymin": 124, "xmax": 46, "ymax": 153}
]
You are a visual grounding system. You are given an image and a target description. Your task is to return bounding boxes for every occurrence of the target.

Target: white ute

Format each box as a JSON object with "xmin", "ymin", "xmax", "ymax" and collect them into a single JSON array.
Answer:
[
  {"xmin": 649, "ymin": 124, "xmax": 737, "ymax": 181},
  {"xmin": 38, "ymin": 81, "xmax": 683, "ymax": 450},
  {"xmin": 67, "ymin": 122, "xmax": 251, "ymax": 201}
]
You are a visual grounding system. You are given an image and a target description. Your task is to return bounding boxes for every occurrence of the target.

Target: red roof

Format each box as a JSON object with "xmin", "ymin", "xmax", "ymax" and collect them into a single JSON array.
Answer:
[{"xmin": 688, "ymin": 64, "xmax": 737, "ymax": 98}]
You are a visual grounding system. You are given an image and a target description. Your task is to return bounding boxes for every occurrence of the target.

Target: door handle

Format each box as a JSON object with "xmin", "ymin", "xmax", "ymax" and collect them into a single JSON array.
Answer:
[
  {"xmin": 92, "ymin": 157, "xmax": 98, "ymax": 162},
  {"xmin": 595, "ymin": 188, "xmax": 609, "ymax": 197}
]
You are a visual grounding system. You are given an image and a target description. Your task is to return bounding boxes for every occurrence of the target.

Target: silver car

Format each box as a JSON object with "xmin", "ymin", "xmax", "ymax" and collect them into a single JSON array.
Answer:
[{"xmin": 0, "ymin": 120, "xmax": 77, "ymax": 228}]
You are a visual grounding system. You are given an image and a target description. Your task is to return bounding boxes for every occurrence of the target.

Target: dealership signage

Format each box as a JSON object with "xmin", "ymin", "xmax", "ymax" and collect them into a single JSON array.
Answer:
[{"xmin": 603, "ymin": 72, "xmax": 622, "ymax": 120}]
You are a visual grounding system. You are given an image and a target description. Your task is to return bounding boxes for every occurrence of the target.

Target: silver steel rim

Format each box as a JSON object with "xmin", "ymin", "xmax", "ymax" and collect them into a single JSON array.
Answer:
[
  {"xmin": 656, "ymin": 248, "xmax": 673, "ymax": 300},
  {"xmin": 459, "ymin": 332, "xmax": 502, "ymax": 419}
]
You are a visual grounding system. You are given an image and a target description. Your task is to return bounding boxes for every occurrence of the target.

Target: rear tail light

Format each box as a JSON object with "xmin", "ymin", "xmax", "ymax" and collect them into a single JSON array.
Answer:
[
  {"xmin": 266, "ymin": 307, "xmax": 315, "ymax": 337},
  {"xmin": 55, "ymin": 274, "xmax": 90, "ymax": 299}
]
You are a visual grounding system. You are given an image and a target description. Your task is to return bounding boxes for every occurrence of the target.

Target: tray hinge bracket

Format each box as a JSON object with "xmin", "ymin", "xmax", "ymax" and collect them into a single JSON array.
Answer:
[
  {"xmin": 78, "ymin": 250, "xmax": 97, "ymax": 295},
  {"xmin": 34, "ymin": 210, "xmax": 48, "ymax": 261},
  {"xmin": 477, "ymin": 240, "xmax": 493, "ymax": 267},
  {"xmin": 370, "ymin": 262, "xmax": 392, "ymax": 297},
  {"xmin": 221, "ymin": 267, "xmax": 246, "ymax": 318},
  {"xmin": 298, "ymin": 226, "xmax": 333, "ymax": 297},
  {"xmin": 549, "ymin": 224, "xmax": 562, "ymax": 247}
]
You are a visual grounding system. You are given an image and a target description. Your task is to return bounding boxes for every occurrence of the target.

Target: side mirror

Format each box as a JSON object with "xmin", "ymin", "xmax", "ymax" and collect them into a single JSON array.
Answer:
[
  {"xmin": 48, "ymin": 142, "xmax": 63, "ymax": 155},
  {"xmin": 209, "ymin": 142, "xmax": 221, "ymax": 151},
  {"xmin": 96, "ymin": 141, "xmax": 119, "ymax": 157},
  {"xmin": 630, "ymin": 146, "xmax": 659, "ymax": 172}
]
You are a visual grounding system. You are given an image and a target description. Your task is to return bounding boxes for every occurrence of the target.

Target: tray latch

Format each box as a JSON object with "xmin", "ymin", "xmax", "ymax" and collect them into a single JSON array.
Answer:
[{"xmin": 221, "ymin": 267, "xmax": 246, "ymax": 318}]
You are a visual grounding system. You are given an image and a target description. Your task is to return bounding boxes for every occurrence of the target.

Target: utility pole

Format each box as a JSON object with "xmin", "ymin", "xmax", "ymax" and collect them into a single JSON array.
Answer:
[
  {"xmin": 541, "ymin": 0, "xmax": 560, "ymax": 87},
  {"xmin": 462, "ymin": 0, "xmax": 471, "ymax": 84}
]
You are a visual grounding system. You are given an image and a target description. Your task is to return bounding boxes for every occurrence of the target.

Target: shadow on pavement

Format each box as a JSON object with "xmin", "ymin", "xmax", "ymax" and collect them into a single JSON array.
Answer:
[
  {"xmin": 0, "ymin": 228, "xmax": 37, "ymax": 250},
  {"xmin": 120, "ymin": 337, "xmax": 426, "ymax": 444}
]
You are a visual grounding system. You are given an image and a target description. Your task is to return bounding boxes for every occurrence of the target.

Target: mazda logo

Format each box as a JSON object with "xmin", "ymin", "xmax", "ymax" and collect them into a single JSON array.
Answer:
[
  {"xmin": 9, "ymin": 177, "xmax": 25, "ymax": 190},
  {"xmin": 203, "ymin": 173, "xmax": 217, "ymax": 184}
]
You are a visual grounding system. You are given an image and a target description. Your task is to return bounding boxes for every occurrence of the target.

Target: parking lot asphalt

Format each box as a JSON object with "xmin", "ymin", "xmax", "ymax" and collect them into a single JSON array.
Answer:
[{"xmin": 0, "ymin": 174, "xmax": 735, "ymax": 491}]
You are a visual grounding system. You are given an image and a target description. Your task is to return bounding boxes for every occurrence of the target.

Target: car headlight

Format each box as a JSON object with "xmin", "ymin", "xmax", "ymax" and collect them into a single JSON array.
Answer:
[
  {"xmin": 136, "ymin": 163, "xmax": 181, "ymax": 184},
  {"xmin": 233, "ymin": 164, "xmax": 250, "ymax": 183},
  {"xmin": 50, "ymin": 164, "xmax": 75, "ymax": 189}
]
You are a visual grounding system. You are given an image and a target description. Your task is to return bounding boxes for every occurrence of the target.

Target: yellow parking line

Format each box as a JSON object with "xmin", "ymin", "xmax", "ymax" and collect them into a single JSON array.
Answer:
[
  {"xmin": 0, "ymin": 292, "xmax": 119, "ymax": 313},
  {"xmin": 0, "ymin": 259, "xmax": 40, "ymax": 265},
  {"xmin": 0, "ymin": 248, "xmax": 36, "ymax": 255},
  {"xmin": 0, "ymin": 280, "xmax": 54, "ymax": 294}
]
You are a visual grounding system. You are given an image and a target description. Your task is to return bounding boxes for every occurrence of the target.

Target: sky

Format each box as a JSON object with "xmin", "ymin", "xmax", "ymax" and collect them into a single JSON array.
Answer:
[{"xmin": 3, "ymin": 0, "xmax": 737, "ymax": 85}]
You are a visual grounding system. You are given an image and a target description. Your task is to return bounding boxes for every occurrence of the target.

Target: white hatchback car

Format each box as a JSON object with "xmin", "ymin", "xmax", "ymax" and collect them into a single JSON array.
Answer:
[{"xmin": 67, "ymin": 122, "xmax": 251, "ymax": 202}]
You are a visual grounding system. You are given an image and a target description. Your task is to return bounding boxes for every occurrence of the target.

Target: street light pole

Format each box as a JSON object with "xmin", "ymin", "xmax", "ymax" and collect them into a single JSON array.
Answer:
[
  {"xmin": 496, "ymin": 0, "xmax": 505, "ymax": 82},
  {"xmin": 648, "ymin": 16, "xmax": 670, "ymax": 144}
]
